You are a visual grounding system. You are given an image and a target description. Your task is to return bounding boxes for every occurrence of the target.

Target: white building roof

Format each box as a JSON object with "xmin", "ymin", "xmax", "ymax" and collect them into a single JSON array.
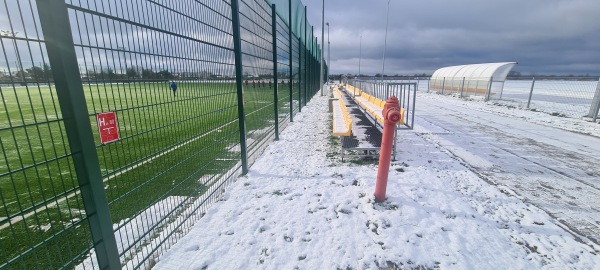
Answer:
[{"xmin": 431, "ymin": 62, "xmax": 517, "ymax": 82}]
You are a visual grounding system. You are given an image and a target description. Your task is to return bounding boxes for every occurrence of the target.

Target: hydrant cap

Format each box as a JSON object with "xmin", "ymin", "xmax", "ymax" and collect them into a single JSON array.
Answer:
[
  {"xmin": 383, "ymin": 96, "xmax": 401, "ymax": 123},
  {"xmin": 386, "ymin": 109, "xmax": 401, "ymax": 123}
]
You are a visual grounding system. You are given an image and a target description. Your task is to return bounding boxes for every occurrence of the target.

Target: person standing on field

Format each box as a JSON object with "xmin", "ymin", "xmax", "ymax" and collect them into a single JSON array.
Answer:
[{"xmin": 170, "ymin": 81, "xmax": 177, "ymax": 96}]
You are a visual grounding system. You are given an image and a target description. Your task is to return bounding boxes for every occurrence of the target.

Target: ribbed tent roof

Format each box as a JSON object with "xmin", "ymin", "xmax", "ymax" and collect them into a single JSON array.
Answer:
[{"xmin": 432, "ymin": 62, "xmax": 517, "ymax": 81}]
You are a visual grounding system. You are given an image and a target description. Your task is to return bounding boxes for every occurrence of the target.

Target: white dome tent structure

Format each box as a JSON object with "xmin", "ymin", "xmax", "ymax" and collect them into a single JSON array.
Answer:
[{"xmin": 429, "ymin": 62, "xmax": 517, "ymax": 100}]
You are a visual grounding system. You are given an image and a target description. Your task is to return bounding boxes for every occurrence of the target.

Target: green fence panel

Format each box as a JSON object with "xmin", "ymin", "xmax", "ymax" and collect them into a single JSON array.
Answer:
[
  {"xmin": 287, "ymin": 0, "xmax": 294, "ymax": 121},
  {"xmin": 36, "ymin": 0, "xmax": 121, "ymax": 268},
  {"xmin": 271, "ymin": 4, "xmax": 279, "ymax": 140},
  {"xmin": 275, "ymin": 7, "xmax": 292, "ymax": 129},
  {"xmin": 0, "ymin": 0, "xmax": 322, "ymax": 268},
  {"xmin": 232, "ymin": 0, "xmax": 249, "ymax": 176},
  {"xmin": 238, "ymin": 0, "xmax": 277, "ymax": 166},
  {"xmin": 291, "ymin": 34, "xmax": 300, "ymax": 115},
  {"xmin": 63, "ymin": 0, "xmax": 244, "ymax": 268},
  {"xmin": 0, "ymin": 0, "xmax": 103, "ymax": 268},
  {"xmin": 298, "ymin": 36, "xmax": 303, "ymax": 112}
]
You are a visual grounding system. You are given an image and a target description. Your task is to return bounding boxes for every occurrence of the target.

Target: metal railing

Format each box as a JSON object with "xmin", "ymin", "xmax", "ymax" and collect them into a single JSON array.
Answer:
[
  {"xmin": 343, "ymin": 79, "xmax": 416, "ymax": 130},
  {"xmin": 0, "ymin": 0, "xmax": 323, "ymax": 269}
]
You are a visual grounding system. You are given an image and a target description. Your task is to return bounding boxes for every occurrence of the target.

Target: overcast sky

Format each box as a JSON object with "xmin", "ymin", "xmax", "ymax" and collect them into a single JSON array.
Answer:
[{"xmin": 301, "ymin": 0, "xmax": 600, "ymax": 76}]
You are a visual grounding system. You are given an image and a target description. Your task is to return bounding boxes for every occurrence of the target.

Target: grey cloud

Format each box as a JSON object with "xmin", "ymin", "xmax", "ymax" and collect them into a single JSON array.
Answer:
[{"xmin": 303, "ymin": 0, "xmax": 600, "ymax": 75}]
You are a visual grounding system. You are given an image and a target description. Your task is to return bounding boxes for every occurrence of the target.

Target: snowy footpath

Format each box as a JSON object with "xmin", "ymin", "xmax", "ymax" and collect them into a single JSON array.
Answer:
[{"xmin": 154, "ymin": 91, "xmax": 600, "ymax": 269}]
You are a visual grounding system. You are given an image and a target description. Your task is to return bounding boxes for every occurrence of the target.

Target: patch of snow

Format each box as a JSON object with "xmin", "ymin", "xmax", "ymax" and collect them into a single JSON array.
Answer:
[
  {"xmin": 40, "ymin": 224, "xmax": 51, "ymax": 232},
  {"xmin": 153, "ymin": 89, "xmax": 600, "ymax": 269}
]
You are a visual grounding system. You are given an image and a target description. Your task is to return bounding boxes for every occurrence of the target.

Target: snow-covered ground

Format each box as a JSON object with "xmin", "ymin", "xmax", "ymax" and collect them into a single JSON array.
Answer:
[
  {"xmin": 154, "ymin": 89, "xmax": 600, "ymax": 269},
  {"xmin": 415, "ymin": 93, "xmax": 600, "ymax": 246}
]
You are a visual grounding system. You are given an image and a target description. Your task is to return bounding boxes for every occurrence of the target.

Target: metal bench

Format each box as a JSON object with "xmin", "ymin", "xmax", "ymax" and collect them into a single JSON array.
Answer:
[
  {"xmin": 333, "ymin": 86, "xmax": 383, "ymax": 161},
  {"xmin": 339, "ymin": 82, "xmax": 417, "ymax": 161}
]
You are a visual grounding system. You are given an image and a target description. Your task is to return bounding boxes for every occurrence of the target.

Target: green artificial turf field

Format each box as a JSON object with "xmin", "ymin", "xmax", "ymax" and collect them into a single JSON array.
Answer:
[{"xmin": 0, "ymin": 80, "xmax": 296, "ymax": 268}]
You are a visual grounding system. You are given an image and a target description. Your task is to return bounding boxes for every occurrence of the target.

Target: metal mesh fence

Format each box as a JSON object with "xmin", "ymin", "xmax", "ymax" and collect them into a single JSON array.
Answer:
[
  {"xmin": 66, "ymin": 0, "xmax": 243, "ymax": 268},
  {"xmin": 502, "ymin": 78, "xmax": 600, "ymax": 118},
  {"xmin": 275, "ymin": 13, "xmax": 291, "ymax": 128},
  {"xmin": 291, "ymin": 32, "xmax": 301, "ymax": 113},
  {"xmin": 0, "ymin": 1, "xmax": 95, "ymax": 269},
  {"xmin": 0, "ymin": 0, "xmax": 323, "ymax": 268},
  {"xmin": 425, "ymin": 76, "xmax": 600, "ymax": 119},
  {"xmin": 299, "ymin": 36, "xmax": 305, "ymax": 108},
  {"xmin": 239, "ymin": 0, "xmax": 275, "ymax": 165}
]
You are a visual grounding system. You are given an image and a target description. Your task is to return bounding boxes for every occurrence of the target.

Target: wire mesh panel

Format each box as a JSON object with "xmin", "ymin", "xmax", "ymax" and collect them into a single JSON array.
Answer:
[
  {"xmin": 0, "ymin": 1, "xmax": 96, "ymax": 268},
  {"xmin": 238, "ymin": 0, "xmax": 276, "ymax": 165},
  {"xmin": 304, "ymin": 42, "xmax": 310, "ymax": 101},
  {"xmin": 1, "ymin": 0, "xmax": 322, "ymax": 268},
  {"xmin": 64, "ymin": 0, "xmax": 240, "ymax": 268},
  {"xmin": 275, "ymin": 14, "xmax": 291, "ymax": 127},
  {"xmin": 299, "ymin": 37, "xmax": 306, "ymax": 108},
  {"xmin": 502, "ymin": 78, "xmax": 599, "ymax": 118},
  {"xmin": 290, "ymin": 34, "xmax": 300, "ymax": 114}
]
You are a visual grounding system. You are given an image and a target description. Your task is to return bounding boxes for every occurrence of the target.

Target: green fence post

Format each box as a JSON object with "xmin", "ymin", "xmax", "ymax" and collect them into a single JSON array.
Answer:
[
  {"xmin": 315, "ymin": 40, "xmax": 318, "ymax": 95},
  {"xmin": 312, "ymin": 45, "xmax": 315, "ymax": 96},
  {"xmin": 34, "ymin": 1, "xmax": 121, "ymax": 269},
  {"xmin": 315, "ymin": 48, "xmax": 317, "ymax": 96},
  {"xmin": 271, "ymin": 4, "xmax": 279, "ymax": 140},
  {"xmin": 310, "ymin": 33, "xmax": 314, "ymax": 102},
  {"xmin": 304, "ymin": 9, "xmax": 308, "ymax": 106},
  {"xmin": 318, "ymin": 46, "xmax": 321, "ymax": 94},
  {"xmin": 298, "ymin": 36, "xmax": 302, "ymax": 112},
  {"xmin": 309, "ymin": 44, "xmax": 312, "ymax": 99},
  {"xmin": 319, "ymin": 41, "xmax": 321, "ymax": 92},
  {"xmin": 309, "ymin": 39, "xmax": 312, "ymax": 101},
  {"xmin": 315, "ymin": 37, "xmax": 318, "ymax": 96},
  {"xmin": 288, "ymin": 0, "xmax": 294, "ymax": 122},
  {"xmin": 304, "ymin": 49, "xmax": 313, "ymax": 98},
  {"xmin": 319, "ymin": 44, "xmax": 322, "ymax": 92},
  {"xmin": 231, "ymin": 0, "xmax": 248, "ymax": 174}
]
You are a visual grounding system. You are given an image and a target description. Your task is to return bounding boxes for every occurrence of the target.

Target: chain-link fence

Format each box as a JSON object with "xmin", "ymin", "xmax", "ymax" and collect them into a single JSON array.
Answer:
[{"xmin": 0, "ymin": 0, "xmax": 323, "ymax": 268}]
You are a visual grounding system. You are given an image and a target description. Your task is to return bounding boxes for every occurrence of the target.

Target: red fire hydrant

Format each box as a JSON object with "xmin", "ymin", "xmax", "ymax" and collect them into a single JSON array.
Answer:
[{"xmin": 374, "ymin": 96, "xmax": 402, "ymax": 202}]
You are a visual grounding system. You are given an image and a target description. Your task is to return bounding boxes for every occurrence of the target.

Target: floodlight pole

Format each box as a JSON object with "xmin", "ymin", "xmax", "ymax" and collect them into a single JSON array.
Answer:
[
  {"xmin": 359, "ymin": 35, "xmax": 362, "ymax": 78},
  {"xmin": 320, "ymin": 0, "xmax": 325, "ymax": 96},
  {"xmin": 326, "ymin": 22, "xmax": 330, "ymax": 85},
  {"xmin": 381, "ymin": 0, "xmax": 391, "ymax": 83}
]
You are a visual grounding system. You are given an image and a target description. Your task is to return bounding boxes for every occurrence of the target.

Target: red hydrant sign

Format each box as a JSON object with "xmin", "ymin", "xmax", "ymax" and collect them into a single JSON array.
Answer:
[{"xmin": 96, "ymin": 112, "xmax": 120, "ymax": 144}]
